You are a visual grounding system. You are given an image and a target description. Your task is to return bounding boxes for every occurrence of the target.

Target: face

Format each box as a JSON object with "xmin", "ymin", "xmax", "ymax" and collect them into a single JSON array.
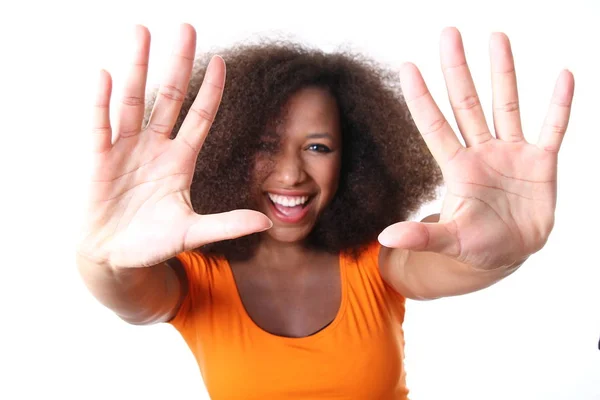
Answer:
[{"xmin": 254, "ymin": 86, "xmax": 342, "ymax": 244}]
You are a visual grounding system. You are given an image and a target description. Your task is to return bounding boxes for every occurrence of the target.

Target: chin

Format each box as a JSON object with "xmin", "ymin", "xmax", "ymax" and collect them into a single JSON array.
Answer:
[{"xmin": 262, "ymin": 224, "xmax": 314, "ymax": 244}]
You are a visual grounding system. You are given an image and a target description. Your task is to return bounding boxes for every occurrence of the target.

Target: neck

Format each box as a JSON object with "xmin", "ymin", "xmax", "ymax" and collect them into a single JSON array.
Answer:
[{"xmin": 252, "ymin": 235, "xmax": 319, "ymax": 270}]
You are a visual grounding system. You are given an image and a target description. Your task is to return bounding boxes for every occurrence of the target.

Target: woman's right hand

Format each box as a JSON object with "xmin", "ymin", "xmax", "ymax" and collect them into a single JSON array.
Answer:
[{"xmin": 76, "ymin": 24, "xmax": 272, "ymax": 269}]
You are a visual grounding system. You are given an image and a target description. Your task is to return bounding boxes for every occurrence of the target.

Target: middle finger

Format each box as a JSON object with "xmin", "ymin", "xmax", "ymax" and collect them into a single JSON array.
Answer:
[
  {"xmin": 145, "ymin": 23, "xmax": 197, "ymax": 138},
  {"xmin": 440, "ymin": 27, "xmax": 492, "ymax": 147}
]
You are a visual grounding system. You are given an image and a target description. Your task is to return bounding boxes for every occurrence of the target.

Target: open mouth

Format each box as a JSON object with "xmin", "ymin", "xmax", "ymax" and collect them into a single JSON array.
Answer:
[{"xmin": 265, "ymin": 193, "xmax": 314, "ymax": 223}]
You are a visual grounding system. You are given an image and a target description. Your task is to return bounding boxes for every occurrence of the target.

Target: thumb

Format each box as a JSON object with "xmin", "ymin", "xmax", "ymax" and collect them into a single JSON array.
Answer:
[
  {"xmin": 377, "ymin": 220, "xmax": 460, "ymax": 256},
  {"xmin": 183, "ymin": 209, "xmax": 273, "ymax": 250}
]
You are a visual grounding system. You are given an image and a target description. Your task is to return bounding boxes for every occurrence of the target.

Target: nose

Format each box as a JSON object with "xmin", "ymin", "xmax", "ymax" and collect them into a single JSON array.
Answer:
[{"xmin": 273, "ymin": 149, "xmax": 306, "ymax": 187}]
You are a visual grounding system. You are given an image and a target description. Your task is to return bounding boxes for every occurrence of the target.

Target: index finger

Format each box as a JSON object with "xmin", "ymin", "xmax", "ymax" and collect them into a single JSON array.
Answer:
[
  {"xmin": 537, "ymin": 69, "xmax": 575, "ymax": 153},
  {"xmin": 92, "ymin": 69, "xmax": 113, "ymax": 154},
  {"xmin": 400, "ymin": 62, "xmax": 463, "ymax": 168},
  {"xmin": 175, "ymin": 55, "xmax": 226, "ymax": 153}
]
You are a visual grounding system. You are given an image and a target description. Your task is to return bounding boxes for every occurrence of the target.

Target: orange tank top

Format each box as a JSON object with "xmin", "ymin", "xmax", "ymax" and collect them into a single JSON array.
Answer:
[{"xmin": 168, "ymin": 241, "xmax": 409, "ymax": 399}]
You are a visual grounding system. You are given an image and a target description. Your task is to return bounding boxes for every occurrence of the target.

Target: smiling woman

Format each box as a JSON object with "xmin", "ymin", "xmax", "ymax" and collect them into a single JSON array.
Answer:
[
  {"xmin": 75, "ymin": 22, "xmax": 574, "ymax": 400},
  {"xmin": 144, "ymin": 38, "xmax": 443, "ymax": 262},
  {"xmin": 254, "ymin": 87, "xmax": 343, "ymax": 241}
]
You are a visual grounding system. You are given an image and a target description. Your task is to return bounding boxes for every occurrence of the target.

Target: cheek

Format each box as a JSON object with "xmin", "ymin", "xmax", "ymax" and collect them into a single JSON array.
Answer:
[{"xmin": 310, "ymin": 156, "xmax": 341, "ymax": 195}]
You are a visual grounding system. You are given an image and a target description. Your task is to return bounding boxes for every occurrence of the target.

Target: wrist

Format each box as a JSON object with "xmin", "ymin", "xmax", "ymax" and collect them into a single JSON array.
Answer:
[{"xmin": 75, "ymin": 250, "xmax": 150, "ymax": 287}]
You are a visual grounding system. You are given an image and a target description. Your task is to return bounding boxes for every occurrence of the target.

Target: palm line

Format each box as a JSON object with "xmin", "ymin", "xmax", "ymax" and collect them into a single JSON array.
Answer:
[
  {"xmin": 446, "ymin": 189, "xmax": 519, "ymax": 246},
  {"xmin": 92, "ymin": 172, "xmax": 192, "ymax": 204},
  {"xmin": 92, "ymin": 148, "xmax": 167, "ymax": 183},
  {"xmin": 477, "ymin": 148, "xmax": 556, "ymax": 184},
  {"xmin": 450, "ymin": 180, "xmax": 544, "ymax": 202}
]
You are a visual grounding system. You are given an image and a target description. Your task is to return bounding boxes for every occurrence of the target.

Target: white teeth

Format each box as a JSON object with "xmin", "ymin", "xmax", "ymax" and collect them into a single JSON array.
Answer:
[{"xmin": 268, "ymin": 193, "xmax": 309, "ymax": 207}]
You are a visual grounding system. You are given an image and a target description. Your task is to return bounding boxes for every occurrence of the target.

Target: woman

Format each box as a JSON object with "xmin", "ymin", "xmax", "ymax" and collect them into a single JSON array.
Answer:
[{"xmin": 76, "ymin": 23, "xmax": 574, "ymax": 399}]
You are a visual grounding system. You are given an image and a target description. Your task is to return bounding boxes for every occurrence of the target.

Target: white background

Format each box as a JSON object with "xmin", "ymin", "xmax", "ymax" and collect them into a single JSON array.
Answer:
[{"xmin": 0, "ymin": 0, "xmax": 598, "ymax": 399}]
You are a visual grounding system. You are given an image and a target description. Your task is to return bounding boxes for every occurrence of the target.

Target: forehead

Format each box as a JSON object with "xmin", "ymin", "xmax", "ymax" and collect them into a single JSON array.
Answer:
[{"xmin": 276, "ymin": 86, "xmax": 340, "ymax": 136}]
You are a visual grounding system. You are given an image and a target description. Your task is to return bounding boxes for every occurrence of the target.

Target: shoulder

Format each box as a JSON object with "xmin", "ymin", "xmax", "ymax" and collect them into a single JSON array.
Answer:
[
  {"xmin": 343, "ymin": 241, "xmax": 406, "ymax": 312},
  {"xmin": 357, "ymin": 240, "xmax": 383, "ymax": 265},
  {"xmin": 173, "ymin": 249, "xmax": 209, "ymax": 268},
  {"xmin": 172, "ymin": 250, "xmax": 232, "ymax": 287},
  {"xmin": 165, "ymin": 250, "xmax": 227, "ymax": 328},
  {"xmin": 340, "ymin": 240, "xmax": 382, "ymax": 269}
]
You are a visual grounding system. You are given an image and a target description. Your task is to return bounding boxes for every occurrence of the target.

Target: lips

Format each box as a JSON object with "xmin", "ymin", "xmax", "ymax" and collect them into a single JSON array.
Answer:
[{"xmin": 265, "ymin": 193, "xmax": 314, "ymax": 224}]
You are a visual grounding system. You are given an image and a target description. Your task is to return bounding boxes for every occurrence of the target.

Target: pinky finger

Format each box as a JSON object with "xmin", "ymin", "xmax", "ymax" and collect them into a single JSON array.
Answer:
[
  {"xmin": 92, "ymin": 69, "xmax": 113, "ymax": 153},
  {"xmin": 537, "ymin": 70, "xmax": 575, "ymax": 153}
]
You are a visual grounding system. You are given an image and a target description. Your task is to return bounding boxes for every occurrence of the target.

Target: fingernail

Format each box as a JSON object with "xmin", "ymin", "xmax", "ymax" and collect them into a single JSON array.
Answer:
[
  {"xmin": 259, "ymin": 219, "xmax": 273, "ymax": 232},
  {"xmin": 378, "ymin": 232, "xmax": 394, "ymax": 248}
]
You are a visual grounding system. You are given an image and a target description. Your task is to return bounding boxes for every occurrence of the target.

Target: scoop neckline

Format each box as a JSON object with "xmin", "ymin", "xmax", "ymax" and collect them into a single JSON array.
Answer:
[{"xmin": 222, "ymin": 251, "xmax": 349, "ymax": 343}]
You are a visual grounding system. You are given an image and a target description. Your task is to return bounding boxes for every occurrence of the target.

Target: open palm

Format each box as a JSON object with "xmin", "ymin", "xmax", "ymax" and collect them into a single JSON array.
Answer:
[
  {"xmin": 76, "ymin": 25, "xmax": 271, "ymax": 269},
  {"xmin": 379, "ymin": 28, "xmax": 574, "ymax": 270}
]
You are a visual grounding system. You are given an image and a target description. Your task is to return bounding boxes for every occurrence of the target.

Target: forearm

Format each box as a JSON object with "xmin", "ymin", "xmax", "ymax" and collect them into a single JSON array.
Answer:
[
  {"xmin": 386, "ymin": 249, "xmax": 524, "ymax": 300},
  {"xmin": 76, "ymin": 254, "xmax": 182, "ymax": 324}
]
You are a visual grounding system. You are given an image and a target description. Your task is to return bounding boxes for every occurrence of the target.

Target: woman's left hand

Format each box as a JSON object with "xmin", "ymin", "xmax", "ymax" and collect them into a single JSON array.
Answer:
[{"xmin": 378, "ymin": 27, "xmax": 575, "ymax": 270}]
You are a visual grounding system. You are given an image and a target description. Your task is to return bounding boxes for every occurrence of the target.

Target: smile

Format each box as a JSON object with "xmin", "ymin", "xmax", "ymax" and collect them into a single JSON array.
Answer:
[
  {"xmin": 267, "ymin": 193, "xmax": 310, "ymax": 207},
  {"xmin": 266, "ymin": 193, "xmax": 314, "ymax": 224}
]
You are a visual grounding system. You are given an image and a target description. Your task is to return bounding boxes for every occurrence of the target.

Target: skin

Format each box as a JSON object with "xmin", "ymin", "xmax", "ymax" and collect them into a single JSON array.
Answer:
[
  {"xmin": 255, "ymin": 87, "xmax": 342, "ymax": 248},
  {"xmin": 378, "ymin": 29, "xmax": 574, "ymax": 300},
  {"xmin": 76, "ymin": 23, "xmax": 574, "ymax": 335},
  {"xmin": 229, "ymin": 87, "xmax": 343, "ymax": 338}
]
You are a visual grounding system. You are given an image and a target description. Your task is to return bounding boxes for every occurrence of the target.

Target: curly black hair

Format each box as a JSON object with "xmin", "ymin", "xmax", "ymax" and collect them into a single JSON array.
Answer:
[{"xmin": 144, "ymin": 39, "xmax": 443, "ymax": 261}]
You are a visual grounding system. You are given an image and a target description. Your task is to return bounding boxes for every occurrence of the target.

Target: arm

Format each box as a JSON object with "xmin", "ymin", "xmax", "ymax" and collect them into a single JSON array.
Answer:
[
  {"xmin": 379, "ymin": 214, "xmax": 524, "ymax": 300},
  {"xmin": 76, "ymin": 255, "xmax": 187, "ymax": 325}
]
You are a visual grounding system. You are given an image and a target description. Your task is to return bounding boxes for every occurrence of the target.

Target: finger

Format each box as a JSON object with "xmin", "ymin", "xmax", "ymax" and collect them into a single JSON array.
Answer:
[
  {"xmin": 115, "ymin": 25, "xmax": 151, "ymax": 139},
  {"xmin": 400, "ymin": 62, "xmax": 463, "ymax": 169},
  {"xmin": 92, "ymin": 69, "xmax": 113, "ymax": 153},
  {"xmin": 440, "ymin": 27, "xmax": 492, "ymax": 146},
  {"xmin": 145, "ymin": 23, "xmax": 196, "ymax": 138},
  {"xmin": 537, "ymin": 70, "xmax": 575, "ymax": 153},
  {"xmin": 176, "ymin": 55, "xmax": 226, "ymax": 153},
  {"xmin": 184, "ymin": 210, "xmax": 273, "ymax": 249},
  {"xmin": 490, "ymin": 32, "xmax": 524, "ymax": 142},
  {"xmin": 378, "ymin": 220, "xmax": 460, "ymax": 256}
]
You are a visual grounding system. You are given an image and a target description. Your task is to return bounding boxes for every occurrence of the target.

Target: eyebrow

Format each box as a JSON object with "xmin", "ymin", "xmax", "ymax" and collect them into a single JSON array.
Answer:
[{"xmin": 306, "ymin": 133, "xmax": 333, "ymax": 140}]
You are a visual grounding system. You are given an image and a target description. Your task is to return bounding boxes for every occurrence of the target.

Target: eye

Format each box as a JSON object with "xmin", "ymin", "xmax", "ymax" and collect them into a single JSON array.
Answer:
[{"xmin": 306, "ymin": 144, "xmax": 332, "ymax": 153}]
